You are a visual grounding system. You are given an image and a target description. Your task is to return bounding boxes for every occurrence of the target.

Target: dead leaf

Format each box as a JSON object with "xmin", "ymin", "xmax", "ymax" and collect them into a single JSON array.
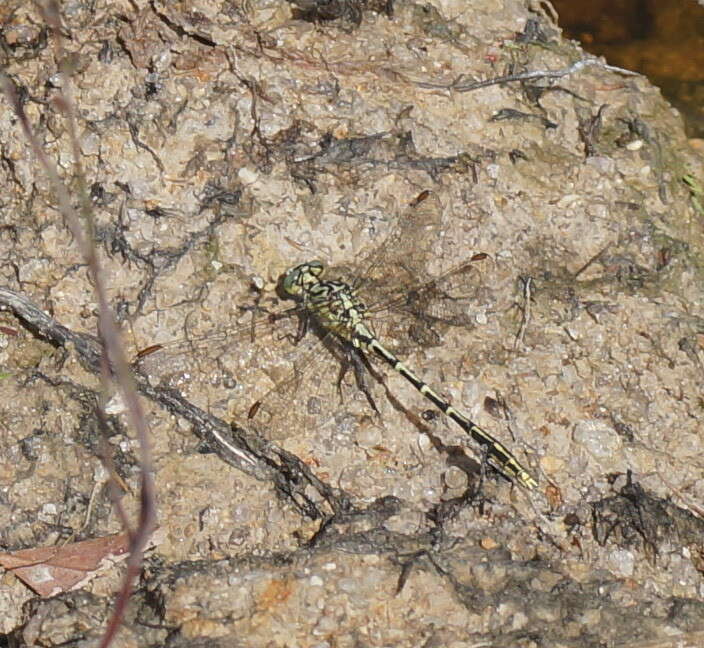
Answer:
[{"xmin": 0, "ymin": 530, "xmax": 162, "ymax": 597}]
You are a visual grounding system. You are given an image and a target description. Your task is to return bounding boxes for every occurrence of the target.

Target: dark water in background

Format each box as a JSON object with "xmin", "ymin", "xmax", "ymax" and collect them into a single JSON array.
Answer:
[{"xmin": 551, "ymin": 0, "xmax": 704, "ymax": 138}]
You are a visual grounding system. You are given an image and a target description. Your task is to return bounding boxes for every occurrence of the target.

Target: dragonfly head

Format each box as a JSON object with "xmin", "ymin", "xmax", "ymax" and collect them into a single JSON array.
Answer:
[{"xmin": 282, "ymin": 261, "xmax": 325, "ymax": 298}]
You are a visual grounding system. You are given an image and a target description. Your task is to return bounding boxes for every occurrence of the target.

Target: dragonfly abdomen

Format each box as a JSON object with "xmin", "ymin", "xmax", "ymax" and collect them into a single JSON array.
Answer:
[{"xmin": 360, "ymin": 331, "xmax": 537, "ymax": 489}]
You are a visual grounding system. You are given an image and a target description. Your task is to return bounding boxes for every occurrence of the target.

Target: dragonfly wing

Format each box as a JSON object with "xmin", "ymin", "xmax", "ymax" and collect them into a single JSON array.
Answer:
[
  {"xmin": 362, "ymin": 258, "xmax": 487, "ymax": 357},
  {"xmin": 350, "ymin": 191, "xmax": 445, "ymax": 293}
]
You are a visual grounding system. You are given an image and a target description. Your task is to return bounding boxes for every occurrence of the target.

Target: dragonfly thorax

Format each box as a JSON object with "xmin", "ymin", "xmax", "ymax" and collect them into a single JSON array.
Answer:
[{"xmin": 282, "ymin": 261, "xmax": 371, "ymax": 345}]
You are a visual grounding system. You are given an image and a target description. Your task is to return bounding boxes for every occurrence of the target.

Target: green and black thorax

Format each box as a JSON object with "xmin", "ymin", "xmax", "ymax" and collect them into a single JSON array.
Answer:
[{"xmin": 282, "ymin": 260, "xmax": 375, "ymax": 349}]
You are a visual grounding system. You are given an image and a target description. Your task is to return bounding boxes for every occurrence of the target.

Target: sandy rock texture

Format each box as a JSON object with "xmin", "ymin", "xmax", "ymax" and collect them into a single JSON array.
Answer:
[{"xmin": 1, "ymin": 0, "xmax": 704, "ymax": 646}]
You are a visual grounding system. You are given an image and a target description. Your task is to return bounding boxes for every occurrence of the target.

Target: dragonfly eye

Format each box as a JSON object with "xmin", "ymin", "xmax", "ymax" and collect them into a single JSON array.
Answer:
[
  {"xmin": 282, "ymin": 266, "xmax": 304, "ymax": 296},
  {"xmin": 307, "ymin": 260, "xmax": 324, "ymax": 277}
]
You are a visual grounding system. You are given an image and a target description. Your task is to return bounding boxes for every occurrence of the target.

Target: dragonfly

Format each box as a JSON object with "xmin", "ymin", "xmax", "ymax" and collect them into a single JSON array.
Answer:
[{"xmin": 137, "ymin": 192, "xmax": 537, "ymax": 489}]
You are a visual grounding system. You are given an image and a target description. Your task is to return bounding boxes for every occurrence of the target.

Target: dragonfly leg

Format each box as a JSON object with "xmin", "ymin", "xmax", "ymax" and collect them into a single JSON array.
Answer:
[{"xmin": 335, "ymin": 344, "xmax": 381, "ymax": 415}]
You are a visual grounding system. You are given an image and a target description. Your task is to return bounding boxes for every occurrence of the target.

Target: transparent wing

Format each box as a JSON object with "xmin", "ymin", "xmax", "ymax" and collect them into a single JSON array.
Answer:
[
  {"xmin": 135, "ymin": 301, "xmax": 374, "ymax": 442},
  {"xmin": 367, "ymin": 256, "xmax": 489, "ymax": 350},
  {"xmin": 331, "ymin": 191, "xmax": 490, "ymax": 355},
  {"xmin": 133, "ymin": 303, "xmax": 299, "ymax": 362},
  {"xmin": 351, "ymin": 191, "xmax": 445, "ymax": 294},
  {"xmin": 326, "ymin": 192, "xmax": 486, "ymax": 349},
  {"xmin": 245, "ymin": 327, "xmax": 375, "ymax": 441}
]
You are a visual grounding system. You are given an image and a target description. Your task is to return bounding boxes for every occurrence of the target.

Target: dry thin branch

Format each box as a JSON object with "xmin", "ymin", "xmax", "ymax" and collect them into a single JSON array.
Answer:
[
  {"xmin": 413, "ymin": 56, "xmax": 640, "ymax": 93},
  {"xmin": 0, "ymin": 285, "xmax": 349, "ymax": 520},
  {"xmin": 1, "ymin": 2, "xmax": 156, "ymax": 645}
]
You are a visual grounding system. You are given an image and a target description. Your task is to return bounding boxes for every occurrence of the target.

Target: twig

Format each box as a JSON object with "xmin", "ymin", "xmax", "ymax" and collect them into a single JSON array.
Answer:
[
  {"xmin": 1, "ymin": 2, "xmax": 156, "ymax": 645},
  {"xmin": 513, "ymin": 276, "xmax": 533, "ymax": 352},
  {"xmin": 573, "ymin": 242, "xmax": 612, "ymax": 279},
  {"xmin": 0, "ymin": 285, "xmax": 349, "ymax": 520},
  {"xmin": 414, "ymin": 56, "xmax": 640, "ymax": 93}
]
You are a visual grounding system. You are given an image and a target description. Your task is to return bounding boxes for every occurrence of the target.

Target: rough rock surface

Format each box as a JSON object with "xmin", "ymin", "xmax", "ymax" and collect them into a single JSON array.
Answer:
[{"xmin": 1, "ymin": 1, "xmax": 704, "ymax": 646}]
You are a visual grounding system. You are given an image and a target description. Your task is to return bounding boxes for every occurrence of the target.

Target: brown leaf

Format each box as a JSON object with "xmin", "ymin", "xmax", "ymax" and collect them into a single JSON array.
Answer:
[{"xmin": 0, "ymin": 533, "xmax": 133, "ymax": 597}]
